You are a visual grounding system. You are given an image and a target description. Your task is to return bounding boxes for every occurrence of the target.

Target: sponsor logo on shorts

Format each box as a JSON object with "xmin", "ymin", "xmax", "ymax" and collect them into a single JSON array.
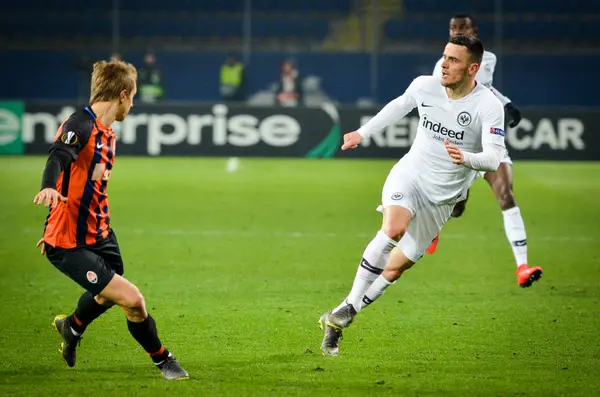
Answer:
[
  {"xmin": 86, "ymin": 271, "xmax": 98, "ymax": 284},
  {"xmin": 391, "ymin": 192, "xmax": 403, "ymax": 200}
]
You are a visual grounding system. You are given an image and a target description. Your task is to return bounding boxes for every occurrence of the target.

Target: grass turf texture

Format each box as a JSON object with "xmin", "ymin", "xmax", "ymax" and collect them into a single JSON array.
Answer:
[{"xmin": 0, "ymin": 157, "xmax": 599, "ymax": 396}]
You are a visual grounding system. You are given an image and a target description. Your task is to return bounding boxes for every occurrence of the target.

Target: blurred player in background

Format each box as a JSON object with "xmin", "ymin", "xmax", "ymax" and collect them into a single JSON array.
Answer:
[
  {"xmin": 429, "ymin": 13, "xmax": 542, "ymax": 288},
  {"xmin": 33, "ymin": 59, "xmax": 189, "ymax": 380},
  {"xmin": 320, "ymin": 36, "xmax": 510, "ymax": 356}
]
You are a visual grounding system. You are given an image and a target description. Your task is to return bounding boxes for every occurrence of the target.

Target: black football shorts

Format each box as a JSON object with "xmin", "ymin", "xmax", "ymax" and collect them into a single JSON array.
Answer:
[{"xmin": 45, "ymin": 229, "xmax": 124, "ymax": 296}]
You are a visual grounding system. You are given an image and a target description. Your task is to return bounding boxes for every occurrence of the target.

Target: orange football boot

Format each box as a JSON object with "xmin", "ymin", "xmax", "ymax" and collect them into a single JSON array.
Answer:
[
  {"xmin": 426, "ymin": 234, "xmax": 440, "ymax": 254},
  {"xmin": 516, "ymin": 264, "xmax": 543, "ymax": 287}
]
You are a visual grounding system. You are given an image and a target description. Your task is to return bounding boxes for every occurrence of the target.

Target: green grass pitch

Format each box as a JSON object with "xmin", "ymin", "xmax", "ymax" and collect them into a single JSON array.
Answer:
[{"xmin": 0, "ymin": 157, "xmax": 599, "ymax": 396}]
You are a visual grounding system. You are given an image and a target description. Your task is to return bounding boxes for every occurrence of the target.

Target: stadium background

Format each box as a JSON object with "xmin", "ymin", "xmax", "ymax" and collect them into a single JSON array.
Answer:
[
  {"xmin": 1, "ymin": 0, "xmax": 598, "ymax": 106},
  {"xmin": 1, "ymin": 0, "xmax": 597, "ymax": 159},
  {"xmin": 1, "ymin": 1, "xmax": 599, "ymax": 396}
]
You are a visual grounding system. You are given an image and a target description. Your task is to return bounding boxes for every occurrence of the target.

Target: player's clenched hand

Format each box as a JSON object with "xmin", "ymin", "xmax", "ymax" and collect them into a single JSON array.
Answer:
[
  {"xmin": 33, "ymin": 188, "xmax": 67, "ymax": 208},
  {"xmin": 341, "ymin": 131, "xmax": 363, "ymax": 150},
  {"xmin": 444, "ymin": 139, "xmax": 464, "ymax": 165},
  {"xmin": 36, "ymin": 238, "xmax": 46, "ymax": 255}
]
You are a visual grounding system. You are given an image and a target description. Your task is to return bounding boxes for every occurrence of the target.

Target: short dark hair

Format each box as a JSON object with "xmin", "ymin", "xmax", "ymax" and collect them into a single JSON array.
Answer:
[
  {"xmin": 448, "ymin": 35, "xmax": 484, "ymax": 64},
  {"xmin": 451, "ymin": 13, "xmax": 478, "ymax": 30}
]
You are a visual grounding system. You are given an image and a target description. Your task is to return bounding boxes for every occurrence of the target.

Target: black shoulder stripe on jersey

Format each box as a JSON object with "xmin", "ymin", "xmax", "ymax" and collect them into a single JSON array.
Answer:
[{"xmin": 50, "ymin": 109, "xmax": 96, "ymax": 160}]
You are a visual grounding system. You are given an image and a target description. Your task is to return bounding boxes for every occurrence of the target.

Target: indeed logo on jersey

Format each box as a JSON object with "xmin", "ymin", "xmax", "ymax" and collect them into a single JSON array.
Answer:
[{"xmin": 422, "ymin": 115, "xmax": 464, "ymax": 145}]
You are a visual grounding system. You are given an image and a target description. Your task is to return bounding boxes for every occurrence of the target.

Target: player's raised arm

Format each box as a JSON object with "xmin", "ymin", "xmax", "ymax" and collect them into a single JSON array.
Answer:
[
  {"xmin": 341, "ymin": 77, "xmax": 421, "ymax": 150},
  {"xmin": 357, "ymin": 78, "xmax": 421, "ymax": 139},
  {"xmin": 33, "ymin": 117, "xmax": 93, "ymax": 208}
]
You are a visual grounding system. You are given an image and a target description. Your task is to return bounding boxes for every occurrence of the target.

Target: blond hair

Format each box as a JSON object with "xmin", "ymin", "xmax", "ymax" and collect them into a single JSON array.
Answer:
[{"xmin": 89, "ymin": 59, "xmax": 138, "ymax": 104}]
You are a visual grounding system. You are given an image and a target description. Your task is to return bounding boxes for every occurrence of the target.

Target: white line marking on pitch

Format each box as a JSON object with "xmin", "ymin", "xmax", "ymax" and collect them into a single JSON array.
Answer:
[{"xmin": 20, "ymin": 228, "xmax": 595, "ymax": 243}]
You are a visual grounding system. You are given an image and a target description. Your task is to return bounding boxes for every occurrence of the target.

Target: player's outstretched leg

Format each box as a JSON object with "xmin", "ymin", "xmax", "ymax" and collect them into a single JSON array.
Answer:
[
  {"xmin": 484, "ymin": 163, "xmax": 542, "ymax": 287},
  {"xmin": 53, "ymin": 292, "xmax": 114, "ymax": 367},
  {"xmin": 320, "ymin": 245, "xmax": 416, "ymax": 356},
  {"xmin": 319, "ymin": 206, "xmax": 413, "ymax": 356},
  {"xmin": 99, "ymin": 275, "xmax": 190, "ymax": 380}
]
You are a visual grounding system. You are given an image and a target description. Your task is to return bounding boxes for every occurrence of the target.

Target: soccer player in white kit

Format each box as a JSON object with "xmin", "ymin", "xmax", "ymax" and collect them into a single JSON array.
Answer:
[
  {"xmin": 427, "ymin": 14, "xmax": 542, "ymax": 289},
  {"xmin": 319, "ymin": 36, "xmax": 518, "ymax": 357}
]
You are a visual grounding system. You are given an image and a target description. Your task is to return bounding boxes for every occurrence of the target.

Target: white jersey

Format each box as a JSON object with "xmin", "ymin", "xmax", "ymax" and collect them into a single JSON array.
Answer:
[
  {"xmin": 432, "ymin": 50, "xmax": 512, "ymax": 106},
  {"xmin": 358, "ymin": 76, "xmax": 506, "ymax": 204}
]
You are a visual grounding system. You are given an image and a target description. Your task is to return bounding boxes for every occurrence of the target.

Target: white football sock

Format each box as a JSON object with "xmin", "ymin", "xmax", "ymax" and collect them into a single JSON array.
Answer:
[
  {"xmin": 502, "ymin": 206, "xmax": 528, "ymax": 267},
  {"xmin": 360, "ymin": 274, "xmax": 394, "ymax": 309},
  {"xmin": 332, "ymin": 231, "xmax": 396, "ymax": 313}
]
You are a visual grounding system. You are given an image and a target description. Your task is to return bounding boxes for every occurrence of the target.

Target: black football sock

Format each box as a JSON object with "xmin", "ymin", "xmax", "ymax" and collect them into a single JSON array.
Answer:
[
  {"xmin": 127, "ymin": 314, "xmax": 170, "ymax": 364},
  {"xmin": 67, "ymin": 292, "xmax": 111, "ymax": 335}
]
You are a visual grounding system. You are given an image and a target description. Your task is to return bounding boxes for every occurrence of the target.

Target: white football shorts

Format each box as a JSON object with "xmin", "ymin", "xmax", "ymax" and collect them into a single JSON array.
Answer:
[{"xmin": 376, "ymin": 163, "xmax": 455, "ymax": 263}]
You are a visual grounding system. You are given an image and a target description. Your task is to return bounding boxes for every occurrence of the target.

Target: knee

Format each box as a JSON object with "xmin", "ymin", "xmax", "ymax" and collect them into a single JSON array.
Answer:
[
  {"xmin": 381, "ymin": 220, "xmax": 408, "ymax": 241},
  {"xmin": 121, "ymin": 286, "xmax": 145, "ymax": 310}
]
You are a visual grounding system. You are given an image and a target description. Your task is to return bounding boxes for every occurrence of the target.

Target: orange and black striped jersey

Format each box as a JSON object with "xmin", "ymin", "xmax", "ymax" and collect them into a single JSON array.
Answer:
[{"xmin": 43, "ymin": 107, "xmax": 116, "ymax": 249}]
